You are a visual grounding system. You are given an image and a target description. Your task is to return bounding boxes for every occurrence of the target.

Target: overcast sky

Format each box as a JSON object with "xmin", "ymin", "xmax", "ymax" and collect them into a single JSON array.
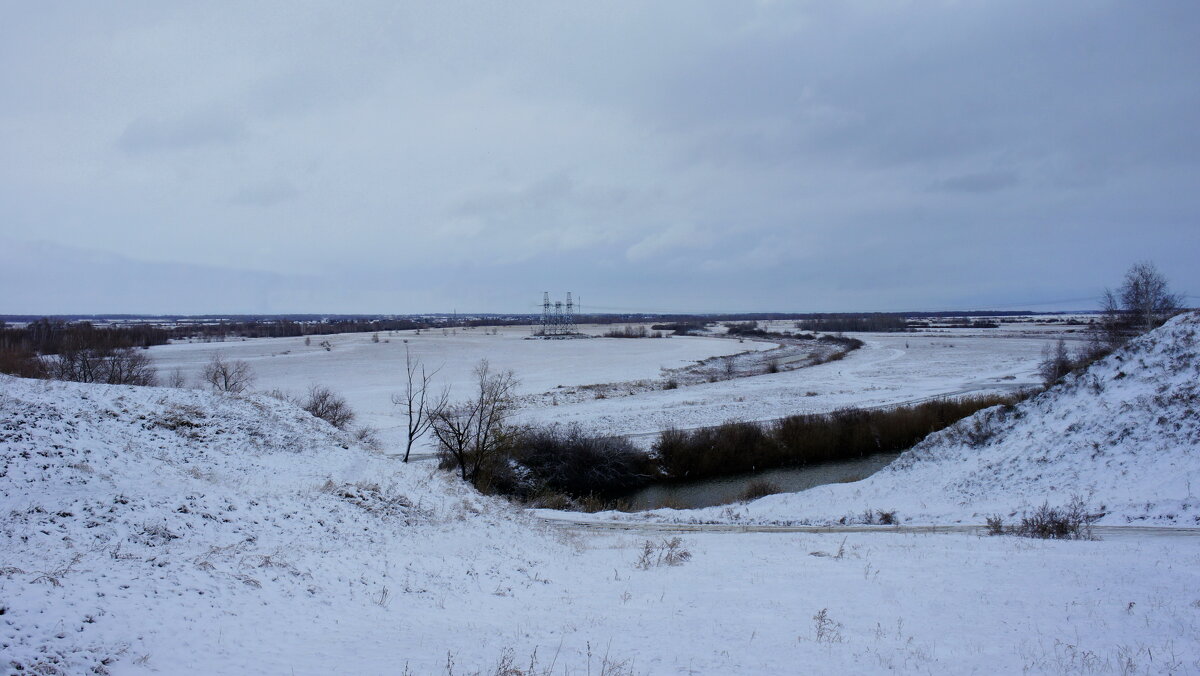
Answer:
[{"xmin": 2, "ymin": 1, "xmax": 1197, "ymax": 314}]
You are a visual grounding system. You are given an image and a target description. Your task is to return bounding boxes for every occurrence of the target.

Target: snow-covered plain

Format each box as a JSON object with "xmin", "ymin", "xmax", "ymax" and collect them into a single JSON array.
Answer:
[
  {"xmin": 3, "ymin": 370, "xmax": 1200, "ymax": 675},
  {"xmin": 148, "ymin": 323, "xmax": 1052, "ymax": 450},
  {"xmin": 146, "ymin": 326, "xmax": 773, "ymax": 450}
]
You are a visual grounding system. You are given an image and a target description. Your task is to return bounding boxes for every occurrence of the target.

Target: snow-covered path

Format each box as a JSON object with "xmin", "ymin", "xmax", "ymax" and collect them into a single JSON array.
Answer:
[{"xmin": 538, "ymin": 515, "xmax": 1200, "ymax": 539}]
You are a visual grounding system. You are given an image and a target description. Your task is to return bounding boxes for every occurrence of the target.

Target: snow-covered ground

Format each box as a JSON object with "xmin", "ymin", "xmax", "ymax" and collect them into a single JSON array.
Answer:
[
  {"xmin": 148, "ymin": 324, "xmax": 1053, "ymax": 450},
  {"xmin": 4, "ymin": 372, "xmax": 1200, "ymax": 674},
  {"xmin": 6, "ymin": 314, "xmax": 1200, "ymax": 673},
  {"xmin": 587, "ymin": 312, "xmax": 1200, "ymax": 528}
]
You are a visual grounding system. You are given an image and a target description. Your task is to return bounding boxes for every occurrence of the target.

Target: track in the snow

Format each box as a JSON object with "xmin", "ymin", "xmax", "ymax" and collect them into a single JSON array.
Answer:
[{"xmin": 537, "ymin": 516, "xmax": 1200, "ymax": 540}]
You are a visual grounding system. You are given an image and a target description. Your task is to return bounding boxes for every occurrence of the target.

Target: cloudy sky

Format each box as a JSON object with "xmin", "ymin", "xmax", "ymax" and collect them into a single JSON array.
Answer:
[{"xmin": 2, "ymin": 1, "xmax": 1197, "ymax": 314}]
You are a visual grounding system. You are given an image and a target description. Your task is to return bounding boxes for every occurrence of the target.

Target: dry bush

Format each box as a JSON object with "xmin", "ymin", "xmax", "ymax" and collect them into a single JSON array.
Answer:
[
  {"xmin": 635, "ymin": 537, "xmax": 692, "ymax": 569},
  {"xmin": 812, "ymin": 608, "xmax": 844, "ymax": 643},
  {"xmin": 654, "ymin": 395, "xmax": 1016, "ymax": 482},
  {"xmin": 739, "ymin": 479, "xmax": 783, "ymax": 502},
  {"xmin": 302, "ymin": 384, "xmax": 356, "ymax": 429},
  {"xmin": 513, "ymin": 424, "xmax": 656, "ymax": 498},
  {"xmin": 1039, "ymin": 338, "xmax": 1074, "ymax": 387},
  {"xmin": 0, "ymin": 347, "xmax": 46, "ymax": 378},
  {"xmin": 986, "ymin": 497, "xmax": 1098, "ymax": 540}
]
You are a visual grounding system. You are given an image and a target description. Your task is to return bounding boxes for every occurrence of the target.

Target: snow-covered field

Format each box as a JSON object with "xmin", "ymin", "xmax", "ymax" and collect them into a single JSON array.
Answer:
[
  {"xmin": 3, "ymin": 368, "xmax": 1200, "ymax": 675},
  {"xmin": 147, "ymin": 323, "xmax": 1053, "ymax": 450},
  {"xmin": 587, "ymin": 313, "xmax": 1200, "ymax": 528}
]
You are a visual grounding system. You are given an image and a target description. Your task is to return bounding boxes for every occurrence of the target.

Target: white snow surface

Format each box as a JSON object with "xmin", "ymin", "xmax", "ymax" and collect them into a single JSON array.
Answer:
[
  {"xmin": 3, "ymin": 316, "xmax": 1200, "ymax": 674},
  {"xmin": 601, "ymin": 312, "xmax": 1200, "ymax": 528},
  {"xmin": 148, "ymin": 324, "xmax": 1049, "ymax": 450}
]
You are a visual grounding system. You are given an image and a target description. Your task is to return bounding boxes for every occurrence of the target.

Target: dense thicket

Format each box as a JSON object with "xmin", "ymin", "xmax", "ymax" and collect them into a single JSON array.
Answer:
[{"xmin": 654, "ymin": 395, "xmax": 1016, "ymax": 482}]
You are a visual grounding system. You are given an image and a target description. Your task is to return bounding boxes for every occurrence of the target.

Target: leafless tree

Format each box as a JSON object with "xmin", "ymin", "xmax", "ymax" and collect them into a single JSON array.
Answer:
[
  {"xmin": 1101, "ymin": 261, "xmax": 1184, "ymax": 344},
  {"xmin": 431, "ymin": 359, "xmax": 518, "ymax": 483},
  {"xmin": 47, "ymin": 342, "xmax": 156, "ymax": 386},
  {"xmin": 202, "ymin": 354, "xmax": 254, "ymax": 393},
  {"xmin": 391, "ymin": 345, "xmax": 448, "ymax": 462},
  {"xmin": 302, "ymin": 384, "xmax": 355, "ymax": 429},
  {"xmin": 104, "ymin": 348, "xmax": 157, "ymax": 386}
]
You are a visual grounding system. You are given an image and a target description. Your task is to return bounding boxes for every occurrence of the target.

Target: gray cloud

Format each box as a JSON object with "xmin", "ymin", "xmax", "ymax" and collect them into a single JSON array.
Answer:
[
  {"xmin": 1, "ymin": 1, "xmax": 1197, "ymax": 314},
  {"xmin": 932, "ymin": 171, "xmax": 1019, "ymax": 194},
  {"xmin": 231, "ymin": 179, "xmax": 299, "ymax": 207},
  {"xmin": 117, "ymin": 108, "xmax": 247, "ymax": 154}
]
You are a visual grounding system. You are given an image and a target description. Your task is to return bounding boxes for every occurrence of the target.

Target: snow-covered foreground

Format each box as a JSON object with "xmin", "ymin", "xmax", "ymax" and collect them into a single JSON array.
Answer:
[
  {"xmin": 4, "ymin": 348, "xmax": 1200, "ymax": 674},
  {"xmin": 592, "ymin": 312, "xmax": 1200, "ymax": 528},
  {"xmin": 148, "ymin": 324, "xmax": 1051, "ymax": 449}
]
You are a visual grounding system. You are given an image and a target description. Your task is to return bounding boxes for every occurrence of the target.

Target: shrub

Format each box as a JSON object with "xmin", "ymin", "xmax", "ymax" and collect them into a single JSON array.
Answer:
[
  {"xmin": 724, "ymin": 322, "xmax": 770, "ymax": 338},
  {"xmin": 739, "ymin": 479, "xmax": 783, "ymax": 502},
  {"xmin": 1013, "ymin": 499, "xmax": 1098, "ymax": 540},
  {"xmin": 655, "ymin": 421, "xmax": 778, "ymax": 480},
  {"xmin": 985, "ymin": 515, "xmax": 1006, "ymax": 536},
  {"xmin": 1039, "ymin": 339, "xmax": 1074, "ymax": 387},
  {"xmin": 635, "ymin": 537, "xmax": 691, "ymax": 569},
  {"xmin": 604, "ymin": 325, "xmax": 649, "ymax": 338},
  {"xmin": 987, "ymin": 498, "xmax": 1098, "ymax": 540},
  {"xmin": 513, "ymin": 425, "xmax": 657, "ymax": 497},
  {"xmin": 0, "ymin": 347, "xmax": 46, "ymax": 378},
  {"xmin": 302, "ymin": 385, "xmax": 356, "ymax": 429}
]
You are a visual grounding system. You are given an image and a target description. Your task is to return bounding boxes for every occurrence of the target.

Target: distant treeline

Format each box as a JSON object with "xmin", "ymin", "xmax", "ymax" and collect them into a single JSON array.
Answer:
[
  {"xmin": 795, "ymin": 314, "xmax": 910, "ymax": 332},
  {"xmin": 1, "ymin": 319, "xmax": 171, "ymax": 355}
]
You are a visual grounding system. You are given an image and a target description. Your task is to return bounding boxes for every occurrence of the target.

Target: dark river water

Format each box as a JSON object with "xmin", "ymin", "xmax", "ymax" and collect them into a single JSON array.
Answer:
[{"xmin": 621, "ymin": 453, "xmax": 901, "ymax": 511}]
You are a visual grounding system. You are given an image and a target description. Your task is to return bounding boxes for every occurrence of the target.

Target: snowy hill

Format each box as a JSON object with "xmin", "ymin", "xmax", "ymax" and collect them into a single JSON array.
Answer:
[
  {"xmin": 633, "ymin": 312, "xmax": 1200, "ymax": 527},
  {"xmin": 0, "ymin": 377, "xmax": 571, "ymax": 674}
]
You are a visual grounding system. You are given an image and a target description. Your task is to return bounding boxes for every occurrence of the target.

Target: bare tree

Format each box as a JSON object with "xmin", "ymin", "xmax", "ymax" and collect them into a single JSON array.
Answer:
[
  {"xmin": 104, "ymin": 348, "xmax": 157, "ymax": 386},
  {"xmin": 47, "ymin": 341, "xmax": 156, "ymax": 386},
  {"xmin": 202, "ymin": 354, "xmax": 254, "ymax": 393},
  {"xmin": 431, "ymin": 359, "xmax": 518, "ymax": 483},
  {"xmin": 391, "ymin": 345, "xmax": 448, "ymax": 462},
  {"xmin": 1101, "ymin": 262, "xmax": 1184, "ymax": 343},
  {"xmin": 302, "ymin": 384, "xmax": 355, "ymax": 429}
]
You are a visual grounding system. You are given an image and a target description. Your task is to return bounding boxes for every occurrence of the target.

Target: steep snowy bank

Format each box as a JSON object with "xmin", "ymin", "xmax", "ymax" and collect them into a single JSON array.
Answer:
[
  {"xmin": 612, "ymin": 312, "xmax": 1200, "ymax": 526},
  {"xmin": 0, "ymin": 376, "xmax": 569, "ymax": 673}
]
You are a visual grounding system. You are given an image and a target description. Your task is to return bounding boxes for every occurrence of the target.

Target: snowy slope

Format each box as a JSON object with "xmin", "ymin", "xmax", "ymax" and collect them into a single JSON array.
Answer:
[
  {"xmin": 0, "ymin": 376, "xmax": 573, "ymax": 674},
  {"xmin": 616, "ymin": 312, "xmax": 1200, "ymax": 527}
]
